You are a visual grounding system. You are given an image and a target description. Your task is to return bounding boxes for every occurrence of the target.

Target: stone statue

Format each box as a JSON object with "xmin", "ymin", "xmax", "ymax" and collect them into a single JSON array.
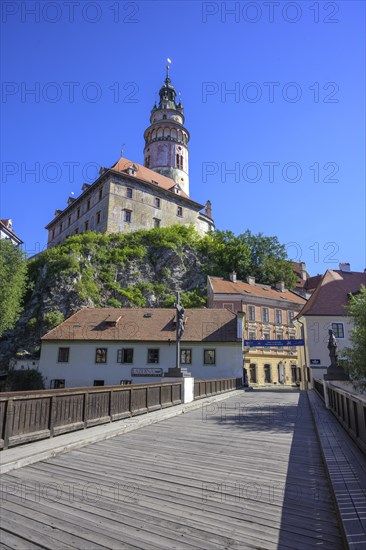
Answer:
[
  {"xmin": 327, "ymin": 329, "xmax": 338, "ymax": 367},
  {"xmin": 176, "ymin": 304, "xmax": 185, "ymax": 340}
]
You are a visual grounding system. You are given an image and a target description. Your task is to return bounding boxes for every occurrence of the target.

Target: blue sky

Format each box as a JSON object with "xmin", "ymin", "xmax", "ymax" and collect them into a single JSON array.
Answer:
[{"xmin": 1, "ymin": 0, "xmax": 365, "ymax": 276}]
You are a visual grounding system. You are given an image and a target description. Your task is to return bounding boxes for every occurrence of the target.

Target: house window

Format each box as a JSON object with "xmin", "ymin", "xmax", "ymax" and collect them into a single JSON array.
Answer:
[
  {"xmin": 288, "ymin": 311, "xmax": 295, "ymax": 325},
  {"xmin": 262, "ymin": 308, "xmax": 269, "ymax": 323},
  {"xmin": 96, "ymin": 211, "xmax": 101, "ymax": 224},
  {"xmin": 291, "ymin": 365, "xmax": 298, "ymax": 383},
  {"xmin": 126, "ymin": 188, "xmax": 133, "ymax": 198},
  {"xmin": 93, "ymin": 380, "xmax": 104, "ymax": 386},
  {"xmin": 124, "ymin": 210, "xmax": 132, "ymax": 223},
  {"xmin": 248, "ymin": 330, "xmax": 256, "ymax": 340},
  {"xmin": 77, "ymin": 208, "xmax": 81, "ymax": 219},
  {"xmin": 153, "ymin": 218, "xmax": 161, "ymax": 228},
  {"xmin": 117, "ymin": 348, "xmax": 134, "ymax": 364},
  {"xmin": 275, "ymin": 309, "xmax": 282, "ymax": 324},
  {"xmin": 180, "ymin": 349, "xmax": 192, "ymax": 364},
  {"xmin": 331, "ymin": 322, "xmax": 344, "ymax": 338},
  {"xmin": 177, "ymin": 206, "xmax": 183, "ymax": 217},
  {"xmin": 264, "ymin": 364, "xmax": 271, "ymax": 383},
  {"xmin": 148, "ymin": 349, "xmax": 159, "ymax": 363},
  {"xmin": 95, "ymin": 348, "xmax": 107, "ymax": 363},
  {"xmin": 263, "ymin": 331, "xmax": 270, "ymax": 340},
  {"xmin": 248, "ymin": 305, "xmax": 255, "ymax": 321},
  {"xmin": 249, "ymin": 364, "xmax": 257, "ymax": 383},
  {"xmin": 204, "ymin": 349, "xmax": 216, "ymax": 365},
  {"xmin": 154, "ymin": 197, "xmax": 161, "ymax": 208},
  {"xmin": 276, "ymin": 330, "xmax": 284, "ymax": 340},
  {"xmin": 84, "ymin": 220, "xmax": 89, "ymax": 231},
  {"xmin": 68, "ymin": 216, "xmax": 71, "ymax": 227},
  {"xmin": 99, "ymin": 189, "xmax": 103, "ymax": 201},
  {"xmin": 50, "ymin": 379, "xmax": 65, "ymax": 389},
  {"xmin": 87, "ymin": 199, "xmax": 91, "ymax": 211},
  {"xmin": 58, "ymin": 348, "xmax": 70, "ymax": 363}
]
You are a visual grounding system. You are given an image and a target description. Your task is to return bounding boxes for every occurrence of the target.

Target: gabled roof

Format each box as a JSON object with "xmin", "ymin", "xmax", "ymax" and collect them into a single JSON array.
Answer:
[
  {"xmin": 298, "ymin": 270, "xmax": 366, "ymax": 316},
  {"xmin": 208, "ymin": 276, "xmax": 306, "ymax": 305},
  {"xmin": 42, "ymin": 308, "xmax": 239, "ymax": 342},
  {"xmin": 0, "ymin": 219, "xmax": 23, "ymax": 245},
  {"xmin": 111, "ymin": 157, "xmax": 190, "ymax": 199}
]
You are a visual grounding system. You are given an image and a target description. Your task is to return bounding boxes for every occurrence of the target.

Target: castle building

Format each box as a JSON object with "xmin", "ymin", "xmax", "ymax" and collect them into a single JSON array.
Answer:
[{"xmin": 45, "ymin": 70, "xmax": 214, "ymax": 248}]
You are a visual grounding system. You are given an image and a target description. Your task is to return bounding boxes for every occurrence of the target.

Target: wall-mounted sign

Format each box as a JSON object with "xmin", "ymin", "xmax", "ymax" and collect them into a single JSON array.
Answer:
[
  {"xmin": 131, "ymin": 368, "xmax": 163, "ymax": 377},
  {"xmin": 310, "ymin": 359, "xmax": 321, "ymax": 365},
  {"xmin": 243, "ymin": 339, "xmax": 304, "ymax": 347}
]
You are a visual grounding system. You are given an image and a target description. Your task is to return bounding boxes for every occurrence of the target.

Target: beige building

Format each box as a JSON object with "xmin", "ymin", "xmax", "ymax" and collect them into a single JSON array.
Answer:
[
  {"xmin": 45, "ymin": 70, "xmax": 214, "ymax": 247},
  {"xmin": 207, "ymin": 273, "xmax": 306, "ymax": 386},
  {"xmin": 295, "ymin": 264, "xmax": 366, "ymax": 384}
]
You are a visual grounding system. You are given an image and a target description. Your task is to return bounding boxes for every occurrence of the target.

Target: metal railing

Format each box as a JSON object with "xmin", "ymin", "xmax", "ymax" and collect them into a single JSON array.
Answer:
[
  {"xmin": 0, "ymin": 381, "xmax": 182, "ymax": 450},
  {"xmin": 194, "ymin": 377, "xmax": 242, "ymax": 400}
]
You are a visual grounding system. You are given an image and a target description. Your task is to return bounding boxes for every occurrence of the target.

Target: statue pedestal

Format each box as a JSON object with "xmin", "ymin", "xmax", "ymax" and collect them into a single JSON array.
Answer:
[{"xmin": 324, "ymin": 363, "xmax": 349, "ymax": 381}]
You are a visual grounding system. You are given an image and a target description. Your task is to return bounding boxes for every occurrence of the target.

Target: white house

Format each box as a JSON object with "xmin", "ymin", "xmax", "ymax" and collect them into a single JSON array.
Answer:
[
  {"xmin": 0, "ymin": 219, "xmax": 23, "ymax": 246},
  {"xmin": 40, "ymin": 307, "xmax": 244, "ymax": 388},
  {"xmin": 296, "ymin": 264, "xmax": 366, "ymax": 383}
]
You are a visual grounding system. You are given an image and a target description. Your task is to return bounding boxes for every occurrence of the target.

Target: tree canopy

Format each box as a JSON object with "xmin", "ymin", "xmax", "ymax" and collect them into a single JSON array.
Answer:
[
  {"xmin": 0, "ymin": 240, "xmax": 27, "ymax": 336},
  {"xmin": 343, "ymin": 285, "xmax": 366, "ymax": 392}
]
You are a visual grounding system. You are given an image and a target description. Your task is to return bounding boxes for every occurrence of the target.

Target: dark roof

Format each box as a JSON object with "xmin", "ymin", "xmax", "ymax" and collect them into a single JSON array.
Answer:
[
  {"xmin": 42, "ymin": 308, "xmax": 240, "ymax": 342},
  {"xmin": 298, "ymin": 270, "xmax": 366, "ymax": 316}
]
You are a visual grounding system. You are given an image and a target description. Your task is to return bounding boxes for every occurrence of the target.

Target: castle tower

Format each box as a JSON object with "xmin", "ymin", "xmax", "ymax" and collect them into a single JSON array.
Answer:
[{"xmin": 143, "ymin": 67, "xmax": 190, "ymax": 196}]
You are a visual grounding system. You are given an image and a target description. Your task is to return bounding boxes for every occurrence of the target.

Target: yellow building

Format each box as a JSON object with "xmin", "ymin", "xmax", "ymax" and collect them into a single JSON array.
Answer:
[{"xmin": 207, "ymin": 273, "xmax": 306, "ymax": 387}]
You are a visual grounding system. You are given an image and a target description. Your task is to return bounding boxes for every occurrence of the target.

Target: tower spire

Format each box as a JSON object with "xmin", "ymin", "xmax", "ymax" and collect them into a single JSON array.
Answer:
[{"xmin": 143, "ymin": 65, "xmax": 190, "ymax": 196}]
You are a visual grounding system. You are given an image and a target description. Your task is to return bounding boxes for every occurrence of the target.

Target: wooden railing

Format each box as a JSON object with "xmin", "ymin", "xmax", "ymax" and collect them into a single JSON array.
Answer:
[
  {"xmin": 194, "ymin": 377, "xmax": 242, "ymax": 400},
  {"xmin": 313, "ymin": 379, "xmax": 366, "ymax": 456},
  {"xmin": 0, "ymin": 381, "xmax": 182, "ymax": 450}
]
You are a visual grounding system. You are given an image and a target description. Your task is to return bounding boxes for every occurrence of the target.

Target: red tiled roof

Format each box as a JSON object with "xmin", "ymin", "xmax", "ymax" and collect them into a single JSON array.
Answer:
[
  {"xmin": 111, "ymin": 157, "xmax": 190, "ymax": 199},
  {"xmin": 42, "ymin": 308, "xmax": 239, "ymax": 342},
  {"xmin": 304, "ymin": 274, "xmax": 322, "ymax": 292},
  {"xmin": 209, "ymin": 276, "xmax": 306, "ymax": 305},
  {"xmin": 298, "ymin": 270, "xmax": 366, "ymax": 316}
]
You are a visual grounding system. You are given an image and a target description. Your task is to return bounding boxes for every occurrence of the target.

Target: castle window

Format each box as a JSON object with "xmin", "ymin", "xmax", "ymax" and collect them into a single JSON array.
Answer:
[
  {"xmin": 145, "ymin": 156, "xmax": 150, "ymax": 168},
  {"xmin": 176, "ymin": 154, "xmax": 183, "ymax": 170},
  {"xmin": 96, "ymin": 211, "xmax": 101, "ymax": 224},
  {"xmin": 126, "ymin": 187, "xmax": 133, "ymax": 198},
  {"xmin": 77, "ymin": 208, "xmax": 80, "ymax": 219},
  {"xmin": 59, "ymin": 222, "xmax": 63, "ymax": 234},
  {"xmin": 124, "ymin": 210, "xmax": 132, "ymax": 223},
  {"xmin": 87, "ymin": 199, "xmax": 91, "ymax": 211},
  {"xmin": 153, "ymin": 218, "xmax": 161, "ymax": 228},
  {"xmin": 99, "ymin": 189, "xmax": 103, "ymax": 201},
  {"xmin": 75, "ymin": 227, "xmax": 79, "ymax": 234},
  {"xmin": 84, "ymin": 220, "xmax": 89, "ymax": 231},
  {"xmin": 177, "ymin": 206, "xmax": 183, "ymax": 217},
  {"xmin": 68, "ymin": 215, "xmax": 71, "ymax": 227},
  {"xmin": 51, "ymin": 228, "xmax": 55, "ymax": 239},
  {"xmin": 154, "ymin": 197, "xmax": 161, "ymax": 208}
]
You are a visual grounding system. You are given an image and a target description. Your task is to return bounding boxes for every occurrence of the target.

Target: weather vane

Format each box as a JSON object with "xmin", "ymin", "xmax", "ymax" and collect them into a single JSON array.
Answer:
[
  {"xmin": 166, "ymin": 57, "xmax": 172, "ymax": 79},
  {"xmin": 120, "ymin": 143, "xmax": 126, "ymax": 157}
]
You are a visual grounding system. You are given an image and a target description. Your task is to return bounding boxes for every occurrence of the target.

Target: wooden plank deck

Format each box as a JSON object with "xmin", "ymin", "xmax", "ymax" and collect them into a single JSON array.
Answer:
[{"xmin": 0, "ymin": 390, "xmax": 344, "ymax": 549}]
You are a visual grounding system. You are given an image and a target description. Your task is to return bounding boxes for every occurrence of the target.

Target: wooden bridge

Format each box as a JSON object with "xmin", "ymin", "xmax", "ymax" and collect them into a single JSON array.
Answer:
[{"xmin": 1, "ymin": 387, "xmax": 360, "ymax": 549}]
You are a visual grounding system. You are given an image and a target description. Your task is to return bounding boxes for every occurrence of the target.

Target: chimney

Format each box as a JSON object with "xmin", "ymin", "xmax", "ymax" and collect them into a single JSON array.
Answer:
[
  {"xmin": 246, "ymin": 276, "xmax": 255, "ymax": 285},
  {"xmin": 275, "ymin": 281, "xmax": 285, "ymax": 292},
  {"xmin": 205, "ymin": 200, "xmax": 212, "ymax": 219},
  {"xmin": 300, "ymin": 261, "xmax": 307, "ymax": 280},
  {"xmin": 339, "ymin": 262, "xmax": 350, "ymax": 272},
  {"xmin": 229, "ymin": 271, "xmax": 237, "ymax": 283}
]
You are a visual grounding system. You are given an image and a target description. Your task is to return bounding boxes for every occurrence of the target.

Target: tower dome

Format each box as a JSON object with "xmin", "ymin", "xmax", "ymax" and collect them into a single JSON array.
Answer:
[{"xmin": 143, "ymin": 67, "xmax": 190, "ymax": 196}]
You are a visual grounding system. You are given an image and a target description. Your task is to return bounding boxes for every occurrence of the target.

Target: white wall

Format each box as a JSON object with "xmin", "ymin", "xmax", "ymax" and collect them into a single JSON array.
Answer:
[
  {"xmin": 302, "ymin": 315, "xmax": 352, "ymax": 383},
  {"xmin": 40, "ymin": 341, "xmax": 243, "ymax": 388}
]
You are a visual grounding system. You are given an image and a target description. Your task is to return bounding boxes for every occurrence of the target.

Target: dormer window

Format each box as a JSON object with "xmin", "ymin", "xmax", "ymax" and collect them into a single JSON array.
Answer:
[{"xmin": 127, "ymin": 164, "xmax": 137, "ymax": 176}]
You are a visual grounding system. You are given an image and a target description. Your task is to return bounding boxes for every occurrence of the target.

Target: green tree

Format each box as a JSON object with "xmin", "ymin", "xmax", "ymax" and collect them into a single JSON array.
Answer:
[
  {"xmin": 343, "ymin": 285, "xmax": 366, "ymax": 392},
  {"xmin": 5, "ymin": 369, "xmax": 45, "ymax": 392},
  {"xmin": 0, "ymin": 240, "xmax": 27, "ymax": 336}
]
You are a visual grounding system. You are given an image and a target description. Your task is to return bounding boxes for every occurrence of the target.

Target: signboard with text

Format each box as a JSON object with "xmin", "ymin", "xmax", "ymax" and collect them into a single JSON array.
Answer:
[
  {"xmin": 131, "ymin": 368, "xmax": 163, "ymax": 377},
  {"xmin": 243, "ymin": 339, "xmax": 304, "ymax": 347}
]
